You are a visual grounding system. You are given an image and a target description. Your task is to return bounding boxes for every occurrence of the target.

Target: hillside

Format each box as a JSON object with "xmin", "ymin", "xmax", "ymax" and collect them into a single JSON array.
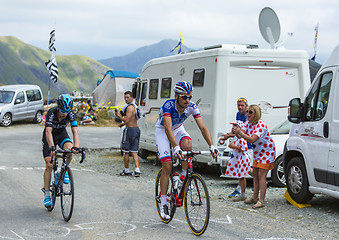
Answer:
[
  {"xmin": 98, "ymin": 39, "xmax": 191, "ymax": 73},
  {"xmin": 0, "ymin": 36, "xmax": 110, "ymax": 98}
]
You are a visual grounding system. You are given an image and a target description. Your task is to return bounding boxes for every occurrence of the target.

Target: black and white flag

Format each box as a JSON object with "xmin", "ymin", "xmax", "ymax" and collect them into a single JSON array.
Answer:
[
  {"xmin": 45, "ymin": 52, "xmax": 58, "ymax": 83},
  {"xmin": 48, "ymin": 29, "xmax": 56, "ymax": 52},
  {"xmin": 46, "ymin": 29, "xmax": 58, "ymax": 82}
]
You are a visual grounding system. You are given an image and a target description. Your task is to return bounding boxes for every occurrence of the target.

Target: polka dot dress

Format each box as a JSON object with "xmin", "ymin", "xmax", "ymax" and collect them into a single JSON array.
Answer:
[
  {"xmin": 243, "ymin": 120, "xmax": 276, "ymax": 164},
  {"xmin": 225, "ymin": 136, "xmax": 251, "ymax": 178}
]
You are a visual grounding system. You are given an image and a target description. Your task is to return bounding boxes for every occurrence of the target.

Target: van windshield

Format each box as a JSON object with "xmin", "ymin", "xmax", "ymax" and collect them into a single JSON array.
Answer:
[{"xmin": 0, "ymin": 91, "xmax": 15, "ymax": 103}]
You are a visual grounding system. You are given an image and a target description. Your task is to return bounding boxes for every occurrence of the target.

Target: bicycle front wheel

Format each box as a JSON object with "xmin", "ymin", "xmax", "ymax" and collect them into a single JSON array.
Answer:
[
  {"xmin": 183, "ymin": 173, "xmax": 210, "ymax": 236},
  {"xmin": 60, "ymin": 167, "xmax": 74, "ymax": 222},
  {"xmin": 47, "ymin": 183, "xmax": 57, "ymax": 212},
  {"xmin": 155, "ymin": 168, "xmax": 176, "ymax": 223}
]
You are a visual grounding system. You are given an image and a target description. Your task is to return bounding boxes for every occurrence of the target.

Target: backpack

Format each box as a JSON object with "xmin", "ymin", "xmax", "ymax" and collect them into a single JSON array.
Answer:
[{"xmin": 120, "ymin": 102, "xmax": 141, "ymax": 119}]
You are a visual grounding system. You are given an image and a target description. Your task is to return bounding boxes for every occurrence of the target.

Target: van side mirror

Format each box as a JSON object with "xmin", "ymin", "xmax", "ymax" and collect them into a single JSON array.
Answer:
[
  {"xmin": 288, "ymin": 98, "xmax": 302, "ymax": 123},
  {"xmin": 15, "ymin": 99, "xmax": 21, "ymax": 104}
]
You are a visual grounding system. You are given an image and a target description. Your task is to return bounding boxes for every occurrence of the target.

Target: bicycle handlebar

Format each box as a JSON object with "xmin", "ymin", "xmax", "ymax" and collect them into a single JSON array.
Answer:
[
  {"xmin": 173, "ymin": 150, "xmax": 218, "ymax": 167},
  {"xmin": 50, "ymin": 148, "xmax": 86, "ymax": 164}
]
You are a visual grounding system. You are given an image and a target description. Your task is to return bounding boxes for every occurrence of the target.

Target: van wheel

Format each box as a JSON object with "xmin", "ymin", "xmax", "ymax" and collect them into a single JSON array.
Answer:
[
  {"xmin": 138, "ymin": 149, "xmax": 150, "ymax": 160},
  {"xmin": 1, "ymin": 113, "xmax": 12, "ymax": 127},
  {"xmin": 286, "ymin": 157, "xmax": 314, "ymax": 203},
  {"xmin": 34, "ymin": 111, "xmax": 43, "ymax": 123},
  {"xmin": 271, "ymin": 156, "xmax": 286, "ymax": 187}
]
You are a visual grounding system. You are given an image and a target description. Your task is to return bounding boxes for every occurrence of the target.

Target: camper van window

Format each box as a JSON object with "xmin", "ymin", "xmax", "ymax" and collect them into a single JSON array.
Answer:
[
  {"xmin": 149, "ymin": 79, "xmax": 159, "ymax": 99},
  {"xmin": 192, "ymin": 68, "xmax": 205, "ymax": 86},
  {"xmin": 305, "ymin": 72, "xmax": 332, "ymax": 121},
  {"xmin": 15, "ymin": 91, "xmax": 25, "ymax": 104},
  {"xmin": 140, "ymin": 82, "xmax": 148, "ymax": 106},
  {"xmin": 161, "ymin": 77, "xmax": 172, "ymax": 98},
  {"xmin": 26, "ymin": 89, "xmax": 42, "ymax": 102}
]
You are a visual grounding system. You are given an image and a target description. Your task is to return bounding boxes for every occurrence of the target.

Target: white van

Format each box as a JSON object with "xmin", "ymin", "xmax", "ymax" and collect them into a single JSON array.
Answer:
[
  {"xmin": 284, "ymin": 45, "xmax": 339, "ymax": 203},
  {"xmin": 0, "ymin": 84, "xmax": 44, "ymax": 127},
  {"xmin": 134, "ymin": 44, "xmax": 310, "ymax": 182}
]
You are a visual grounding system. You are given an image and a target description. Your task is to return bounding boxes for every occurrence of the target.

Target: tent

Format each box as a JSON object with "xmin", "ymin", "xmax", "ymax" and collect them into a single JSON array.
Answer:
[{"xmin": 92, "ymin": 70, "xmax": 139, "ymax": 108}]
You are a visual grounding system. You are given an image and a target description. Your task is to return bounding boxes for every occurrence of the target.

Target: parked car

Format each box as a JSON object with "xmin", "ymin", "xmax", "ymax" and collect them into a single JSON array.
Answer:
[
  {"xmin": 270, "ymin": 120, "xmax": 291, "ymax": 187},
  {"xmin": 0, "ymin": 84, "xmax": 44, "ymax": 127}
]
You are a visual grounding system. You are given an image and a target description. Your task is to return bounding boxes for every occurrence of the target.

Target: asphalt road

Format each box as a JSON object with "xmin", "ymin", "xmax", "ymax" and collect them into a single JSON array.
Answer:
[{"xmin": 0, "ymin": 124, "xmax": 335, "ymax": 239}]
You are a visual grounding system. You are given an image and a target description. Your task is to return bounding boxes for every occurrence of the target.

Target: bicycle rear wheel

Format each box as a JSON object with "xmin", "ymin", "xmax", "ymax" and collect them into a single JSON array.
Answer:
[
  {"xmin": 155, "ymin": 168, "xmax": 176, "ymax": 223},
  {"xmin": 184, "ymin": 173, "xmax": 210, "ymax": 236},
  {"xmin": 60, "ymin": 167, "xmax": 74, "ymax": 222}
]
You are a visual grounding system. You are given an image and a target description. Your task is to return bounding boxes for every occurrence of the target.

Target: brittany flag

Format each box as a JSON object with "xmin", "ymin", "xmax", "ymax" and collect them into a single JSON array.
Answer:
[{"xmin": 45, "ymin": 29, "xmax": 58, "ymax": 83}]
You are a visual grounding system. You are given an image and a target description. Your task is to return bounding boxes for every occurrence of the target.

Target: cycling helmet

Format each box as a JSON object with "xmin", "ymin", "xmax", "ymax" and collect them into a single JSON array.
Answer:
[
  {"xmin": 174, "ymin": 81, "xmax": 193, "ymax": 95},
  {"xmin": 57, "ymin": 94, "xmax": 73, "ymax": 113}
]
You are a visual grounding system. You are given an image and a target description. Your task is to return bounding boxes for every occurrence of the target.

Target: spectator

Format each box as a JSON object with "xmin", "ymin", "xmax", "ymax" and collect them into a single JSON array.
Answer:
[
  {"xmin": 224, "ymin": 121, "xmax": 251, "ymax": 202},
  {"xmin": 234, "ymin": 104, "xmax": 276, "ymax": 209},
  {"xmin": 79, "ymin": 102, "xmax": 97, "ymax": 125},
  {"xmin": 115, "ymin": 91, "xmax": 141, "ymax": 177},
  {"xmin": 221, "ymin": 97, "xmax": 253, "ymax": 198}
]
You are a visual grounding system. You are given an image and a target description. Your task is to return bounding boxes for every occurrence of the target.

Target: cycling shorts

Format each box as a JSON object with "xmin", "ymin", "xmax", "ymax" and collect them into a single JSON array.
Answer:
[
  {"xmin": 121, "ymin": 127, "xmax": 140, "ymax": 153},
  {"xmin": 156, "ymin": 125, "xmax": 191, "ymax": 163},
  {"xmin": 42, "ymin": 129, "xmax": 73, "ymax": 158}
]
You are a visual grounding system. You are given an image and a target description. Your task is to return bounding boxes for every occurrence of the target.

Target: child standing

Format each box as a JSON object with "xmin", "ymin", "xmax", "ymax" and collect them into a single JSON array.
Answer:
[{"xmin": 224, "ymin": 121, "xmax": 251, "ymax": 201}]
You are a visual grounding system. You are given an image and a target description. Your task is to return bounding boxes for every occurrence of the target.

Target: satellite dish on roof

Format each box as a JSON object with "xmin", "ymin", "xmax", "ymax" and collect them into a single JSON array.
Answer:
[{"xmin": 259, "ymin": 7, "xmax": 281, "ymax": 49}]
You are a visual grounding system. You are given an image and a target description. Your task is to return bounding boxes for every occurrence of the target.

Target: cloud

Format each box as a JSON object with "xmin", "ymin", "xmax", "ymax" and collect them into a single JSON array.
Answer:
[{"xmin": 0, "ymin": 0, "xmax": 338, "ymax": 62}]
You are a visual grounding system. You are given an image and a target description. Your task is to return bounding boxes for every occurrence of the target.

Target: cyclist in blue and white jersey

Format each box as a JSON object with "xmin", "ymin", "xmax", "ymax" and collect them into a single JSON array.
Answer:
[
  {"xmin": 42, "ymin": 94, "xmax": 80, "ymax": 208},
  {"xmin": 156, "ymin": 81, "xmax": 218, "ymax": 220}
]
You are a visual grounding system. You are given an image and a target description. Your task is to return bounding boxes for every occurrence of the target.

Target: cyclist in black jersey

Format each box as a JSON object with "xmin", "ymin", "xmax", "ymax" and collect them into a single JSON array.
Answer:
[{"xmin": 42, "ymin": 94, "xmax": 80, "ymax": 208}]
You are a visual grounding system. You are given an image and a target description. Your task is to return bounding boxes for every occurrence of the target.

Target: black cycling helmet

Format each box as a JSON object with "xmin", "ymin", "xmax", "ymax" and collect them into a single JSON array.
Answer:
[
  {"xmin": 57, "ymin": 94, "xmax": 73, "ymax": 113},
  {"xmin": 174, "ymin": 81, "xmax": 193, "ymax": 95}
]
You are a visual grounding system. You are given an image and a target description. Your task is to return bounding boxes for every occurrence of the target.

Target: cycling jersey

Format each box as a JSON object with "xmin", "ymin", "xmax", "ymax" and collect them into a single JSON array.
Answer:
[
  {"xmin": 45, "ymin": 107, "xmax": 78, "ymax": 134},
  {"xmin": 42, "ymin": 107, "xmax": 77, "ymax": 157},
  {"xmin": 243, "ymin": 120, "xmax": 276, "ymax": 164},
  {"xmin": 155, "ymin": 99, "xmax": 201, "ymax": 130}
]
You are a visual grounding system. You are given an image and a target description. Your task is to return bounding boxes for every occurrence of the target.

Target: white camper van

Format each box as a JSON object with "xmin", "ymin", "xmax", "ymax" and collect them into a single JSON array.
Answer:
[
  {"xmin": 284, "ymin": 44, "xmax": 339, "ymax": 203},
  {"xmin": 134, "ymin": 44, "xmax": 310, "ymax": 181}
]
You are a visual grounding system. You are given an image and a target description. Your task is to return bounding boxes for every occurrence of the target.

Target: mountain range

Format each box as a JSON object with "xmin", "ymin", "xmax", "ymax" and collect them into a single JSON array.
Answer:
[
  {"xmin": 0, "ymin": 36, "xmax": 320, "ymax": 99},
  {"xmin": 98, "ymin": 39, "xmax": 190, "ymax": 73},
  {"xmin": 0, "ymin": 37, "xmax": 188, "ymax": 98}
]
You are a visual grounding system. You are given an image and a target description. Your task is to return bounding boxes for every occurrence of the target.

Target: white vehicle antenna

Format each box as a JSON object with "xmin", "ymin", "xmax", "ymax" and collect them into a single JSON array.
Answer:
[{"xmin": 258, "ymin": 7, "xmax": 281, "ymax": 49}]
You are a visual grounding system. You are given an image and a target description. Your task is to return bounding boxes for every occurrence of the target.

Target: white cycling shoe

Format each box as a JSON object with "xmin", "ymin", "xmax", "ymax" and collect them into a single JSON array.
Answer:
[{"xmin": 160, "ymin": 204, "xmax": 170, "ymax": 220}]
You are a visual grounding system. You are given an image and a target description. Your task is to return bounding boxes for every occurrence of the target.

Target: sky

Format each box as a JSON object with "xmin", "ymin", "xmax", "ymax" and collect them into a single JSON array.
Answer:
[{"xmin": 0, "ymin": 0, "xmax": 338, "ymax": 63}]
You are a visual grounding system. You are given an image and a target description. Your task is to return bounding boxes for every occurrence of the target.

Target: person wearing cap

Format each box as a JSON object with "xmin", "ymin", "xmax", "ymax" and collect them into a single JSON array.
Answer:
[
  {"xmin": 233, "ymin": 104, "xmax": 276, "ymax": 209},
  {"xmin": 225, "ymin": 121, "xmax": 251, "ymax": 202},
  {"xmin": 155, "ymin": 81, "xmax": 219, "ymax": 220},
  {"xmin": 221, "ymin": 97, "xmax": 253, "ymax": 198}
]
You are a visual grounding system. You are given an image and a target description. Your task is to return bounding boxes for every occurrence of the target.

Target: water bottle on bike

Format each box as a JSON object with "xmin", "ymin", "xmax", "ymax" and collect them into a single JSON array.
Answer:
[{"xmin": 173, "ymin": 173, "xmax": 180, "ymax": 190}]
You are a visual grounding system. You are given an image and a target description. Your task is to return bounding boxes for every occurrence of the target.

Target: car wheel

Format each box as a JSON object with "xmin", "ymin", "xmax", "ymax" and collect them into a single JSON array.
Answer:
[
  {"xmin": 138, "ymin": 149, "xmax": 150, "ymax": 159},
  {"xmin": 286, "ymin": 157, "xmax": 314, "ymax": 203},
  {"xmin": 271, "ymin": 156, "xmax": 286, "ymax": 187},
  {"xmin": 34, "ymin": 111, "xmax": 43, "ymax": 123},
  {"xmin": 1, "ymin": 113, "xmax": 12, "ymax": 127}
]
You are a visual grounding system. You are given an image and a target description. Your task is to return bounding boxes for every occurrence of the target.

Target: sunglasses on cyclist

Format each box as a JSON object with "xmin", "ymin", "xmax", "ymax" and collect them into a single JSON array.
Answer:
[
  {"xmin": 59, "ymin": 108, "xmax": 71, "ymax": 114},
  {"xmin": 246, "ymin": 110, "xmax": 254, "ymax": 114},
  {"xmin": 179, "ymin": 95, "xmax": 193, "ymax": 100}
]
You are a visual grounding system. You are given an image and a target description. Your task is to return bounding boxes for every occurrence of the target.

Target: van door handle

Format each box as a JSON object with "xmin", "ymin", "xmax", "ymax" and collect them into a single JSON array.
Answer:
[{"xmin": 323, "ymin": 121, "xmax": 329, "ymax": 138}]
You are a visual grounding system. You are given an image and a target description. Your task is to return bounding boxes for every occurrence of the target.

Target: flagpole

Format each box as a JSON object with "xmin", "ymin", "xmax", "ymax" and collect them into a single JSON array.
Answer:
[{"xmin": 47, "ymin": 76, "xmax": 51, "ymax": 112}]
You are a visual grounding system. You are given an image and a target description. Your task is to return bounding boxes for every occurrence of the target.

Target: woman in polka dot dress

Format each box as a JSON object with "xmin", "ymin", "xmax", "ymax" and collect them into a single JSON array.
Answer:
[
  {"xmin": 234, "ymin": 105, "xmax": 276, "ymax": 209},
  {"xmin": 224, "ymin": 121, "xmax": 251, "ymax": 202}
]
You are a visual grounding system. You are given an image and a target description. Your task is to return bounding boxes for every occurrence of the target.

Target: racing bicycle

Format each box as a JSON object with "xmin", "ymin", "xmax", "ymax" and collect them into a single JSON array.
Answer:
[
  {"xmin": 44, "ymin": 147, "xmax": 86, "ymax": 221},
  {"xmin": 155, "ymin": 151, "xmax": 213, "ymax": 236}
]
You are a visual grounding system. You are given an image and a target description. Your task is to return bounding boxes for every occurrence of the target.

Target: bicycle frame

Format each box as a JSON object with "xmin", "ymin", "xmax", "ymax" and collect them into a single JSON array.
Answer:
[{"xmin": 172, "ymin": 151, "xmax": 211, "ymax": 207}]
